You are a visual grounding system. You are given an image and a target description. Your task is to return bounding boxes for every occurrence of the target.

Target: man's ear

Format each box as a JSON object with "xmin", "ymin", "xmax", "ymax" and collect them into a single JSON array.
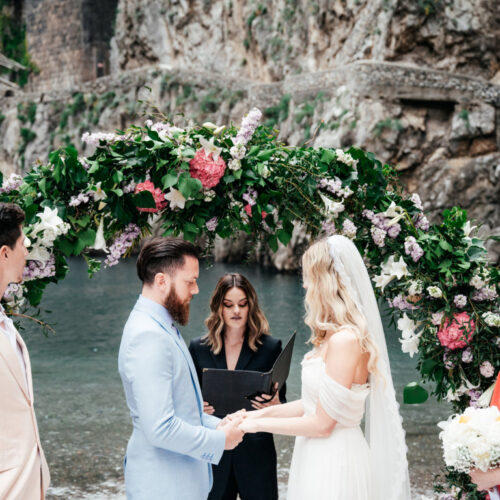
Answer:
[
  {"xmin": 154, "ymin": 271, "xmax": 171, "ymax": 291},
  {"xmin": 0, "ymin": 245, "xmax": 9, "ymax": 263}
]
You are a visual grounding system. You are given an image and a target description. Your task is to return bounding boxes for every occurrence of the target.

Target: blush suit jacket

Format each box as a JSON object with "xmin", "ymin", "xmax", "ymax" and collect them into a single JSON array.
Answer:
[
  {"xmin": 0, "ymin": 318, "xmax": 50, "ymax": 500},
  {"xmin": 118, "ymin": 295, "xmax": 226, "ymax": 500}
]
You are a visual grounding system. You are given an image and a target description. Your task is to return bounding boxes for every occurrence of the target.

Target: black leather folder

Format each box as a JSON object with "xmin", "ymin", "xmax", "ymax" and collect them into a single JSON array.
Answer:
[{"xmin": 202, "ymin": 331, "xmax": 296, "ymax": 416}]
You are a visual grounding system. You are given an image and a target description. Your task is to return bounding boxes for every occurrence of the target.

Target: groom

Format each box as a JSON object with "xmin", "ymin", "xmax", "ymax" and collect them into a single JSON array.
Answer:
[{"xmin": 119, "ymin": 237, "xmax": 244, "ymax": 499}]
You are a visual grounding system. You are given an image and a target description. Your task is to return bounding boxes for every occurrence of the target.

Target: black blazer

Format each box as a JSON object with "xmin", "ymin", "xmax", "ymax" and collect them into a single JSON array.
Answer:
[{"xmin": 189, "ymin": 335, "xmax": 285, "ymax": 500}]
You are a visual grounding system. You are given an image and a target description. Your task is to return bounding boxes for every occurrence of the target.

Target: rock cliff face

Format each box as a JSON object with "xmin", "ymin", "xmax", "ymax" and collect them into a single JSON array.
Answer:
[
  {"xmin": 111, "ymin": 0, "xmax": 500, "ymax": 82},
  {"xmin": 0, "ymin": 0, "xmax": 499, "ymax": 268}
]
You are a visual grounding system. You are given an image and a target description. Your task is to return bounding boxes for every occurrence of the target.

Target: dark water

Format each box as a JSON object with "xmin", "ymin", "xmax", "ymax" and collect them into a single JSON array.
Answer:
[{"xmin": 20, "ymin": 258, "xmax": 449, "ymax": 499}]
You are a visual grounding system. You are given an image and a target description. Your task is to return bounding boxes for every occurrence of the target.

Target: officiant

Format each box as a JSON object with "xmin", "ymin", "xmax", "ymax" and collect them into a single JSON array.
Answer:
[{"xmin": 189, "ymin": 273, "xmax": 286, "ymax": 500}]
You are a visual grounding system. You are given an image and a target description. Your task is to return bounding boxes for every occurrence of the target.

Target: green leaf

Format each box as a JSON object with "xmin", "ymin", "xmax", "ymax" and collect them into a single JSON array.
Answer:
[
  {"xmin": 256, "ymin": 150, "xmax": 274, "ymax": 161},
  {"xmin": 133, "ymin": 190, "xmax": 156, "ymax": 209},
  {"xmin": 403, "ymin": 382, "xmax": 429, "ymax": 404},
  {"xmin": 467, "ymin": 245, "xmax": 486, "ymax": 261},
  {"xmin": 321, "ymin": 149, "xmax": 335, "ymax": 164},
  {"xmin": 277, "ymin": 229, "xmax": 292, "ymax": 246},
  {"xmin": 420, "ymin": 358, "xmax": 438, "ymax": 376},
  {"xmin": 234, "ymin": 169, "xmax": 243, "ymax": 180},
  {"xmin": 268, "ymin": 235, "xmax": 278, "ymax": 252},
  {"xmin": 162, "ymin": 171, "xmax": 178, "ymax": 189},
  {"xmin": 439, "ymin": 239, "xmax": 453, "ymax": 252},
  {"xmin": 178, "ymin": 176, "xmax": 202, "ymax": 199},
  {"xmin": 112, "ymin": 170, "xmax": 124, "ymax": 184},
  {"xmin": 111, "ymin": 188, "xmax": 124, "ymax": 197},
  {"xmin": 56, "ymin": 238, "xmax": 74, "ymax": 257}
]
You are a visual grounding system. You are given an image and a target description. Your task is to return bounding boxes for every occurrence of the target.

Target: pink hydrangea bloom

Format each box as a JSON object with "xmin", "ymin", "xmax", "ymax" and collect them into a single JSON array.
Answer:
[
  {"xmin": 437, "ymin": 312, "xmax": 475, "ymax": 350},
  {"xmin": 134, "ymin": 181, "xmax": 167, "ymax": 213},
  {"xmin": 189, "ymin": 150, "xmax": 226, "ymax": 189}
]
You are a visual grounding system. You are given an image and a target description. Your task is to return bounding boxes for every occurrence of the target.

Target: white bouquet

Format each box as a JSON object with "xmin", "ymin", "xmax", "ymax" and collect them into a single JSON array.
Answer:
[{"xmin": 438, "ymin": 406, "xmax": 500, "ymax": 473}]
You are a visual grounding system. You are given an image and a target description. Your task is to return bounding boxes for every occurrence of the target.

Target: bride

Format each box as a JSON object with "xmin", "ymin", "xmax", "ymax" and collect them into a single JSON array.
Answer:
[{"xmin": 239, "ymin": 236, "xmax": 411, "ymax": 499}]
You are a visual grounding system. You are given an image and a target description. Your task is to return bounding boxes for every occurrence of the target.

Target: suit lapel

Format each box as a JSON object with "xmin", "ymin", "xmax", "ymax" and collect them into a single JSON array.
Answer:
[
  {"xmin": 235, "ymin": 340, "xmax": 253, "ymax": 371},
  {"xmin": 0, "ymin": 328, "xmax": 30, "ymax": 401},
  {"xmin": 16, "ymin": 331, "xmax": 33, "ymax": 400},
  {"xmin": 210, "ymin": 345, "xmax": 227, "ymax": 369}
]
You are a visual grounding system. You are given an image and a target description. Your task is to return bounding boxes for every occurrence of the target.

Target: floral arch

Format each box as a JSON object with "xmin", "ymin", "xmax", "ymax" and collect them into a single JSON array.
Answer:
[{"xmin": 1, "ymin": 108, "xmax": 499, "ymax": 496}]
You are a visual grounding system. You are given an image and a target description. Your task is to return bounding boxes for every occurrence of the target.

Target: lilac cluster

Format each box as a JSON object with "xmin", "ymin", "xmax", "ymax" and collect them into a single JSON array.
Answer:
[
  {"xmin": 3, "ymin": 283, "xmax": 24, "ymax": 305},
  {"xmin": 321, "ymin": 221, "xmax": 336, "ymax": 234},
  {"xmin": 205, "ymin": 217, "xmax": 218, "ymax": 232},
  {"xmin": 370, "ymin": 226, "xmax": 386, "ymax": 248},
  {"xmin": 123, "ymin": 180, "xmax": 137, "ymax": 194},
  {"xmin": 23, "ymin": 255, "xmax": 56, "ymax": 281},
  {"xmin": 410, "ymin": 193, "xmax": 423, "ymax": 211},
  {"xmin": 79, "ymin": 157, "xmax": 91, "ymax": 170},
  {"xmin": 479, "ymin": 360, "xmax": 495, "ymax": 378},
  {"xmin": 461, "ymin": 347, "xmax": 473, "ymax": 363},
  {"xmin": 82, "ymin": 131, "xmax": 121, "ymax": 146},
  {"xmin": 404, "ymin": 236, "xmax": 424, "ymax": 263},
  {"xmin": 413, "ymin": 213, "xmax": 430, "ymax": 231},
  {"xmin": 319, "ymin": 178, "xmax": 353, "ymax": 198},
  {"xmin": 471, "ymin": 286, "xmax": 498, "ymax": 302},
  {"xmin": 234, "ymin": 108, "xmax": 262, "ymax": 146},
  {"xmin": 0, "ymin": 173, "xmax": 23, "ymax": 194},
  {"xmin": 242, "ymin": 188, "xmax": 257, "ymax": 206},
  {"xmin": 453, "ymin": 294, "xmax": 467, "ymax": 308},
  {"xmin": 342, "ymin": 219, "xmax": 357, "ymax": 238},
  {"xmin": 69, "ymin": 191, "xmax": 94, "ymax": 207},
  {"xmin": 468, "ymin": 389, "xmax": 482, "ymax": 408},
  {"xmin": 388, "ymin": 294, "xmax": 418, "ymax": 311},
  {"xmin": 104, "ymin": 224, "xmax": 141, "ymax": 267}
]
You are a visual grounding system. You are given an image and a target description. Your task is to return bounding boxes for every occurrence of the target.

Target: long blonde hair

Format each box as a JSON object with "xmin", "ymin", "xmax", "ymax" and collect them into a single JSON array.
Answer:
[
  {"xmin": 302, "ymin": 239, "xmax": 380, "ymax": 376},
  {"xmin": 203, "ymin": 273, "xmax": 270, "ymax": 354}
]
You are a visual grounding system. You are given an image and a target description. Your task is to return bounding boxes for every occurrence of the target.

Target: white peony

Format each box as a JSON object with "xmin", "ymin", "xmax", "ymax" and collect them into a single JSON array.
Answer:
[{"xmin": 427, "ymin": 286, "xmax": 443, "ymax": 298}]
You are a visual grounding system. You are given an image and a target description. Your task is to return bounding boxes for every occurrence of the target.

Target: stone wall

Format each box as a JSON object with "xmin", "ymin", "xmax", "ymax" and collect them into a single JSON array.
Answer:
[
  {"xmin": 23, "ymin": 0, "xmax": 118, "ymax": 92},
  {"xmin": 1, "ymin": 61, "xmax": 499, "ymax": 266}
]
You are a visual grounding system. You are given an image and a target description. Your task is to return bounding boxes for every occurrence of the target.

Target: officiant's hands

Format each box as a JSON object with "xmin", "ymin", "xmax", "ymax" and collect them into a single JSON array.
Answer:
[
  {"xmin": 203, "ymin": 401, "xmax": 215, "ymax": 415},
  {"xmin": 218, "ymin": 416, "xmax": 245, "ymax": 450},
  {"xmin": 250, "ymin": 383, "xmax": 280, "ymax": 410}
]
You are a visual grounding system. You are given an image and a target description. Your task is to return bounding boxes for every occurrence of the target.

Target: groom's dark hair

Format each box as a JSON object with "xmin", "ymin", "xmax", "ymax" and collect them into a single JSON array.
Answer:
[
  {"xmin": 0, "ymin": 203, "xmax": 25, "ymax": 249},
  {"xmin": 137, "ymin": 237, "xmax": 199, "ymax": 285}
]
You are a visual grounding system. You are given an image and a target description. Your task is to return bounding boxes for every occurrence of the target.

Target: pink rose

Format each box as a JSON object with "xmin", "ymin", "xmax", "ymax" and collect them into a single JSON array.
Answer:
[
  {"xmin": 189, "ymin": 150, "xmax": 226, "ymax": 189},
  {"xmin": 134, "ymin": 181, "xmax": 167, "ymax": 213},
  {"xmin": 437, "ymin": 312, "xmax": 475, "ymax": 350}
]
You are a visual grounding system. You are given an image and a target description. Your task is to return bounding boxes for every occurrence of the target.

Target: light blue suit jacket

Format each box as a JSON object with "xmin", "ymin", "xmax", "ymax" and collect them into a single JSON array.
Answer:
[{"xmin": 118, "ymin": 295, "xmax": 226, "ymax": 499}]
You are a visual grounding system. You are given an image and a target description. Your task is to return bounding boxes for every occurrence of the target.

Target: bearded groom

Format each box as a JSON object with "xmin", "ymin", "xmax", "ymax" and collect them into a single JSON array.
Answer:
[{"xmin": 118, "ymin": 237, "xmax": 244, "ymax": 499}]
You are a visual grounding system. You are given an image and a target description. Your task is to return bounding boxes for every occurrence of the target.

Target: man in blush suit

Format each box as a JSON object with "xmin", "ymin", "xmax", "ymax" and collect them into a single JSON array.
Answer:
[
  {"xmin": 119, "ymin": 237, "xmax": 244, "ymax": 500},
  {"xmin": 0, "ymin": 203, "xmax": 50, "ymax": 499}
]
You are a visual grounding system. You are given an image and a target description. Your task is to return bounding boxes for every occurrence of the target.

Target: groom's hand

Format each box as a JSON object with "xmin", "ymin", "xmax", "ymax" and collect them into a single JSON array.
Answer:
[{"xmin": 219, "ymin": 417, "xmax": 245, "ymax": 450}]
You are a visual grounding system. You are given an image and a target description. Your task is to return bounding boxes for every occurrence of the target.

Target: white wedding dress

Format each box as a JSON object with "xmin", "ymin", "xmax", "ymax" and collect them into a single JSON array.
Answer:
[{"xmin": 287, "ymin": 356, "xmax": 372, "ymax": 500}]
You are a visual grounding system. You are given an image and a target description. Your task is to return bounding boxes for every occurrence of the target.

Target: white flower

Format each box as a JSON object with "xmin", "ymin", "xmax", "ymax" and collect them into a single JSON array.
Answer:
[
  {"xmin": 165, "ymin": 188, "xmax": 186, "ymax": 209},
  {"xmin": 482, "ymin": 312, "xmax": 500, "ymax": 327},
  {"xmin": 320, "ymin": 193, "xmax": 345, "ymax": 218},
  {"xmin": 28, "ymin": 244, "xmax": 51, "ymax": 263},
  {"xmin": 92, "ymin": 182, "xmax": 107, "ymax": 202},
  {"xmin": 31, "ymin": 207, "xmax": 70, "ymax": 247},
  {"xmin": 260, "ymin": 165, "xmax": 270, "ymax": 178},
  {"xmin": 335, "ymin": 149, "xmax": 358, "ymax": 169},
  {"xmin": 381, "ymin": 255, "xmax": 409, "ymax": 280},
  {"xmin": 199, "ymin": 136, "xmax": 222, "ymax": 161},
  {"xmin": 228, "ymin": 159, "xmax": 241, "ymax": 171},
  {"xmin": 342, "ymin": 219, "xmax": 357, "ymax": 239},
  {"xmin": 427, "ymin": 286, "xmax": 443, "ymax": 298},
  {"xmin": 373, "ymin": 273, "xmax": 394, "ymax": 291},
  {"xmin": 204, "ymin": 190, "xmax": 216, "ymax": 202},
  {"xmin": 397, "ymin": 313, "xmax": 421, "ymax": 357},
  {"xmin": 230, "ymin": 143, "xmax": 246, "ymax": 160},
  {"xmin": 408, "ymin": 280, "xmax": 424, "ymax": 296},
  {"xmin": 382, "ymin": 201, "xmax": 405, "ymax": 226},
  {"xmin": 92, "ymin": 218, "xmax": 107, "ymax": 252},
  {"xmin": 202, "ymin": 122, "xmax": 218, "ymax": 130},
  {"xmin": 463, "ymin": 221, "xmax": 477, "ymax": 238},
  {"xmin": 400, "ymin": 335, "xmax": 421, "ymax": 357},
  {"xmin": 470, "ymin": 274, "xmax": 486, "ymax": 289}
]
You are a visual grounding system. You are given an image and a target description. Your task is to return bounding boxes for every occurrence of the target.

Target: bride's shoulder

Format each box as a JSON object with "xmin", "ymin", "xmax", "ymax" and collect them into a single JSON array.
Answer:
[{"xmin": 326, "ymin": 328, "xmax": 362, "ymax": 355}]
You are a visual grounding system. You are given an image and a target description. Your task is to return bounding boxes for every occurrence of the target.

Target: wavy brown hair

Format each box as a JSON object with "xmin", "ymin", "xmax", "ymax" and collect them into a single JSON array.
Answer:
[{"xmin": 203, "ymin": 273, "xmax": 270, "ymax": 354}]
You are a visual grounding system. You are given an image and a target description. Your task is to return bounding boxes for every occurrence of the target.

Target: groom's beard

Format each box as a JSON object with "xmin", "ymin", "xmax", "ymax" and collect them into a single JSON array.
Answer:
[{"xmin": 164, "ymin": 287, "xmax": 190, "ymax": 326}]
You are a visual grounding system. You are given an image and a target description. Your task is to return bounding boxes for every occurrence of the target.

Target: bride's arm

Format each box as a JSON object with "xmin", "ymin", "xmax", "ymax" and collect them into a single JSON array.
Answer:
[
  {"xmin": 240, "ymin": 330, "xmax": 362, "ymax": 437},
  {"xmin": 245, "ymin": 399, "xmax": 304, "ymax": 419}
]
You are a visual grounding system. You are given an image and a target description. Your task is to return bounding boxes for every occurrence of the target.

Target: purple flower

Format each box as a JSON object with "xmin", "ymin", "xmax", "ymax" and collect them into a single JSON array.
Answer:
[
  {"xmin": 404, "ymin": 236, "xmax": 424, "ymax": 263},
  {"xmin": 206, "ymin": 217, "xmax": 218, "ymax": 232},
  {"xmin": 242, "ymin": 188, "xmax": 257, "ymax": 206},
  {"xmin": 468, "ymin": 389, "xmax": 482, "ymax": 408},
  {"xmin": 342, "ymin": 219, "xmax": 357, "ymax": 238},
  {"xmin": 388, "ymin": 294, "xmax": 418, "ymax": 311},
  {"xmin": 23, "ymin": 255, "xmax": 56, "ymax": 281},
  {"xmin": 471, "ymin": 287, "xmax": 498, "ymax": 302},
  {"xmin": 479, "ymin": 361, "xmax": 494, "ymax": 378},
  {"xmin": 123, "ymin": 180, "xmax": 137, "ymax": 194},
  {"xmin": 0, "ymin": 173, "xmax": 23, "ymax": 194},
  {"xmin": 234, "ymin": 108, "xmax": 262, "ymax": 146},
  {"xmin": 321, "ymin": 221, "xmax": 336, "ymax": 234},
  {"xmin": 410, "ymin": 193, "xmax": 424, "ymax": 211},
  {"xmin": 387, "ymin": 223, "xmax": 401, "ymax": 239},
  {"xmin": 104, "ymin": 224, "xmax": 141, "ymax": 267},
  {"xmin": 82, "ymin": 131, "xmax": 121, "ymax": 146},
  {"xmin": 453, "ymin": 294, "xmax": 467, "ymax": 308},
  {"xmin": 371, "ymin": 226, "xmax": 386, "ymax": 248},
  {"xmin": 414, "ymin": 213, "xmax": 430, "ymax": 231},
  {"xmin": 362, "ymin": 209, "xmax": 375, "ymax": 221},
  {"xmin": 461, "ymin": 347, "xmax": 473, "ymax": 363},
  {"xmin": 431, "ymin": 311, "xmax": 444, "ymax": 326}
]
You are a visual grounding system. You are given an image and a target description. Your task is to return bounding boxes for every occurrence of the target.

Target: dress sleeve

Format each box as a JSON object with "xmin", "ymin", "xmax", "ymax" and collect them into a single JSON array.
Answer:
[{"xmin": 318, "ymin": 369, "xmax": 367, "ymax": 427}]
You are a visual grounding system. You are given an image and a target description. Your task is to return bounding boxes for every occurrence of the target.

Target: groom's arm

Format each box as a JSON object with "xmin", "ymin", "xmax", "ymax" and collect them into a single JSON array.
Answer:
[
  {"xmin": 201, "ymin": 413, "xmax": 220, "ymax": 430},
  {"xmin": 126, "ymin": 330, "xmax": 226, "ymax": 464}
]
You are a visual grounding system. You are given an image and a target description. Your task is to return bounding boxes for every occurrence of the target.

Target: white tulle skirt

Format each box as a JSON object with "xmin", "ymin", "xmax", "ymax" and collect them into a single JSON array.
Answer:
[{"xmin": 287, "ymin": 424, "xmax": 372, "ymax": 500}]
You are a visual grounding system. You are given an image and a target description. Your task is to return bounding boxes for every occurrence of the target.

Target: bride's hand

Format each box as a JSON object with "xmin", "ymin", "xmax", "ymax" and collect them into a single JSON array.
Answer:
[{"xmin": 239, "ymin": 419, "xmax": 259, "ymax": 433}]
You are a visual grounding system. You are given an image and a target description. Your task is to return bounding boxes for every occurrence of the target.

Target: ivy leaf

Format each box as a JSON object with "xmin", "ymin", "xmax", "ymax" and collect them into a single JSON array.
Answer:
[
  {"xmin": 162, "ymin": 171, "xmax": 178, "ymax": 189},
  {"xmin": 133, "ymin": 190, "xmax": 156, "ymax": 209},
  {"xmin": 178, "ymin": 175, "xmax": 202, "ymax": 199},
  {"xmin": 320, "ymin": 149, "xmax": 335, "ymax": 164},
  {"xmin": 403, "ymin": 382, "xmax": 429, "ymax": 404},
  {"xmin": 277, "ymin": 229, "xmax": 292, "ymax": 246},
  {"xmin": 256, "ymin": 150, "xmax": 274, "ymax": 161}
]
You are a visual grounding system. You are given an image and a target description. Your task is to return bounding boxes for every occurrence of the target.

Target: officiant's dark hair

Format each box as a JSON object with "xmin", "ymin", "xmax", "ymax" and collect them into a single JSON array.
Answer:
[
  {"xmin": 0, "ymin": 203, "xmax": 25, "ymax": 249},
  {"xmin": 204, "ymin": 273, "xmax": 269, "ymax": 354},
  {"xmin": 137, "ymin": 237, "xmax": 199, "ymax": 284}
]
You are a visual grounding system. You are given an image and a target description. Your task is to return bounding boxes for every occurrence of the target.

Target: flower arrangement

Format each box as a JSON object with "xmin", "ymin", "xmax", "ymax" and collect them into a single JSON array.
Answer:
[{"xmin": 438, "ymin": 406, "xmax": 500, "ymax": 473}]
